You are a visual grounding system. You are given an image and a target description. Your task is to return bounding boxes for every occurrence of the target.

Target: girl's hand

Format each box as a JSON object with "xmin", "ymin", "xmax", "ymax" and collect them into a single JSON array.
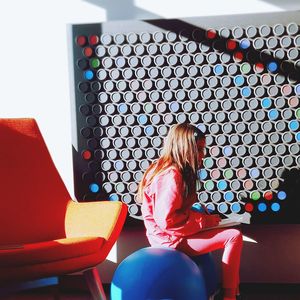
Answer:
[{"xmin": 205, "ymin": 214, "xmax": 221, "ymax": 228}]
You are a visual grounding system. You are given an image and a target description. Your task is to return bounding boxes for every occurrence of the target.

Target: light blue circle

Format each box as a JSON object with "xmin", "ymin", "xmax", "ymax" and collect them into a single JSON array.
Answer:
[
  {"xmin": 224, "ymin": 191, "xmax": 234, "ymax": 202},
  {"xmin": 289, "ymin": 120, "xmax": 299, "ymax": 131},
  {"xmin": 267, "ymin": 61, "xmax": 278, "ymax": 73},
  {"xmin": 197, "ymin": 124, "xmax": 206, "ymax": 133},
  {"xmin": 234, "ymin": 75, "xmax": 245, "ymax": 86},
  {"xmin": 223, "ymin": 146, "xmax": 233, "ymax": 157},
  {"xmin": 231, "ymin": 202, "xmax": 241, "ymax": 213},
  {"xmin": 138, "ymin": 114, "xmax": 148, "ymax": 125},
  {"xmin": 89, "ymin": 183, "xmax": 100, "ymax": 193},
  {"xmin": 118, "ymin": 103, "xmax": 128, "ymax": 114},
  {"xmin": 206, "ymin": 203, "xmax": 215, "ymax": 211},
  {"xmin": 296, "ymin": 132, "xmax": 300, "ymax": 142},
  {"xmin": 268, "ymin": 109, "xmax": 279, "ymax": 120},
  {"xmin": 214, "ymin": 64, "xmax": 224, "ymax": 75},
  {"xmin": 241, "ymin": 87, "xmax": 251, "ymax": 97},
  {"xmin": 249, "ymin": 168, "xmax": 260, "ymax": 178},
  {"xmin": 218, "ymin": 203, "xmax": 228, "ymax": 213},
  {"xmin": 262, "ymin": 97, "xmax": 272, "ymax": 109},
  {"xmin": 258, "ymin": 202, "xmax": 267, "ymax": 212},
  {"xmin": 109, "ymin": 194, "xmax": 119, "ymax": 201},
  {"xmin": 240, "ymin": 39, "xmax": 251, "ymax": 49},
  {"xmin": 115, "ymin": 160, "xmax": 125, "ymax": 171},
  {"xmin": 198, "ymin": 169, "xmax": 208, "ymax": 180},
  {"xmin": 170, "ymin": 101, "xmax": 180, "ymax": 112},
  {"xmin": 217, "ymin": 180, "xmax": 228, "ymax": 191},
  {"xmin": 295, "ymin": 84, "xmax": 300, "ymax": 95},
  {"xmin": 145, "ymin": 125, "xmax": 155, "ymax": 136},
  {"xmin": 84, "ymin": 70, "xmax": 94, "ymax": 80},
  {"xmin": 271, "ymin": 202, "xmax": 280, "ymax": 212},
  {"xmin": 277, "ymin": 191, "xmax": 287, "ymax": 200}
]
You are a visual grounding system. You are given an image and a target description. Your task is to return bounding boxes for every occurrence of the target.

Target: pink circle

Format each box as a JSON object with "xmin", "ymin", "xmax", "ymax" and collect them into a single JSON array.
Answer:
[
  {"xmin": 243, "ymin": 179, "xmax": 254, "ymax": 190},
  {"xmin": 237, "ymin": 168, "xmax": 247, "ymax": 179},
  {"xmin": 210, "ymin": 169, "xmax": 221, "ymax": 179},
  {"xmin": 281, "ymin": 84, "xmax": 293, "ymax": 96},
  {"xmin": 288, "ymin": 96, "xmax": 299, "ymax": 108},
  {"xmin": 261, "ymin": 74, "xmax": 272, "ymax": 85},
  {"xmin": 210, "ymin": 146, "xmax": 220, "ymax": 157},
  {"xmin": 217, "ymin": 157, "xmax": 227, "ymax": 168}
]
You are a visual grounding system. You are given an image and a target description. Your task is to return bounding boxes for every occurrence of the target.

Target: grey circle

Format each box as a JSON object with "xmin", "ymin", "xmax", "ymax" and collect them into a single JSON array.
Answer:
[
  {"xmin": 157, "ymin": 125, "xmax": 169, "ymax": 136},
  {"xmin": 275, "ymin": 120, "xmax": 287, "ymax": 132},
  {"xmin": 215, "ymin": 88, "xmax": 226, "ymax": 99},
  {"xmin": 281, "ymin": 108, "xmax": 293, "ymax": 120},
  {"xmin": 210, "ymin": 123, "xmax": 221, "ymax": 134},
  {"xmin": 122, "ymin": 68, "xmax": 134, "ymax": 80},
  {"xmin": 266, "ymin": 36, "xmax": 278, "ymax": 49},
  {"xmin": 127, "ymin": 32, "xmax": 138, "ymax": 44},
  {"xmin": 273, "ymin": 24, "xmax": 285, "ymax": 36},
  {"xmin": 161, "ymin": 67, "xmax": 172, "ymax": 78},
  {"xmin": 256, "ymin": 133, "xmax": 268, "ymax": 145},
  {"xmin": 206, "ymin": 135, "xmax": 214, "ymax": 146},
  {"xmin": 119, "ymin": 126, "xmax": 130, "ymax": 137},
  {"xmin": 201, "ymin": 89, "xmax": 212, "ymax": 100},
  {"xmin": 287, "ymin": 22, "xmax": 299, "ymax": 35},
  {"xmin": 228, "ymin": 87, "xmax": 239, "ymax": 98},
  {"xmin": 219, "ymin": 27, "xmax": 231, "ymax": 38},
  {"xmin": 261, "ymin": 121, "xmax": 273, "ymax": 133},
  {"xmin": 187, "ymin": 65, "xmax": 198, "ymax": 77},
  {"xmin": 242, "ymin": 134, "xmax": 253, "ymax": 145},
  {"xmin": 152, "ymin": 136, "xmax": 163, "ymax": 148},
  {"xmin": 203, "ymin": 112, "xmax": 213, "ymax": 123},
  {"xmin": 288, "ymin": 48, "xmax": 299, "ymax": 60},
  {"xmin": 207, "ymin": 52, "xmax": 218, "ymax": 64},
  {"xmin": 235, "ymin": 122, "xmax": 247, "ymax": 133},
  {"xmin": 121, "ymin": 172, "xmax": 132, "ymax": 183},
  {"xmin": 230, "ymin": 180, "xmax": 241, "ymax": 190},
  {"xmin": 128, "ymin": 56, "xmax": 139, "ymax": 68},
  {"xmin": 140, "ymin": 32, "xmax": 151, "ymax": 43},
  {"xmin": 221, "ymin": 76, "xmax": 231, "ymax": 87},
  {"xmin": 235, "ymin": 99, "xmax": 247, "ymax": 110},
  {"xmin": 243, "ymin": 156, "xmax": 254, "ymax": 168},
  {"xmin": 199, "ymin": 42, "xmax": 210, "ymax": 52},
  {"xmin": 135, "ymin": 68, "xmax": 147, "ymax": 79},
  {"xmin": 182, "ymin": 101, "xmax": 193, "ymax": 112},
  {"xmin": 174, "ymin": 66, "xmax": 186, "ymax": 77},
  {"xmin": 256, "ymin": 156, "xmax": 267, "ymax": 167},
  {"xmin": 269, "ymin": 132, "xmax": 281, "ymax": 144},
  {"xmin": 280, "ymin": 35, "xmax": 292, "ymax": 48},
  {"xmin": 164, "ymin": 113, "xmax": 175, "ymax": 124},
  {"xmin": 188, "ymin": 89, "xmax": 199, "ymax": 100},
  {"xmin": 241, "ymin": 110, "xmax": 253, "ymax": 122},
  {"xmin": 175, "ymin": 90, "xmax": 186, "ymax": 101},
  {"xmin": 215, "ymin": 111, "xmax": 227, "ymax": 123},
  {"xmin": 274, "ymin": 74, "xmax": 286, "ymax": 85},
  {"xmin": 153, "ymin": 31, "xmax": 164, "ymax": 43},
  {"xmin": 216, "ymin": 134, "xmax": 227, "ymax": 145},
  {"xmin": 254, "ymin": 86, "xmax": 266, "ymax": 98},
  {"xmin": 95, "ymin": 45, "xmax": 106, "ymax": 57},
  {"xmin": 253, "ymin": 38, "xmax": 264, "ymax": 50},
  {"xmin": 227, "ymin": 63, "xmax": 238, "ymax": 75},
  {"xmin": 220, "ymin": 53, "xmax": 231, "ymax": 64},
  {"xmin": 186, "ymin": 41, "xmax": 198, "ymax": 53},
  {"xmin": 145, "ymin": 148, "xmax": 156, "ymax": 159},
  {"xmin": 263, "ymin": 167, "xmax": 274, "ymax": 179},
  {"xmin": 229, "ymin": 134, "xmax": 240, "ymax": 145},
  {"xmin": 274, "ymin": 48, "xmax": 286, "ymax": 60},
  {"xmin": 120, "ymin": 149, "xmax": 131, "ymax": 160},
  {"xmin": 212, "ymin": 191, "xmax": 222, "ymax": 202},
  {"xmin": 282, "ymin": 132, "xmax": 294, "ymax": 143},
  {"xmin": 168, "ymin": 78, "xmax": 180, "ymax": 89},
  {"xmin": 262, "ymin": 144, "xmax": 273, "ymax": 155},
  {"xmin": 125, "ymin": 115, "xmax": 135, "ymax": 126},
  {"xmin": 193, "ymin": 53, "xmax": 205, "ymax": 65},
  {"xmin": 274, "ymin": 97, "xmax": 286, "ymax": 109},
  {"xmin": 98, "ymin": 92, "xmax": 109, "ymax": 103},
  {"xmin": 194, "ymin": 77, "xmax": 205, "ymax": 88},
  {"xmin": 249, "ymin": 122, "xmax": 260, "ymax": 133},
  {"xmin": 255, "ymin": 110, "xmax": 267, "ymax": 122},
  {"xmin": 173, "ymin": 42, "xmax": 185, "ymax": 54},
  {"xmin": 200, "ymin": 65, "xmax": 212, "ymax": 76},
  {"xmin": 237, "ymin": 145, "xmax": 248, "ymax": 156},
  {"xmin": 106, "ymin": 126, "xmax": 117, "ymax": 137},
  {"xmin": 110, "ymin": 69, "xmax": 121, "ymax": 80},
  {"xmin": 121, "ymin": 44, "xmax": 132, "ymax": 56},
  {"xmin": 248, "ymin": 98, "xmax": 259, "ymax": 110},
  {"xmin": 154, "ymin": 55, "xmax": 165, "ymax": 67},
  {"xmin": 259, "ymin": 25, "xmax": 271, "ymax": 37},
  {"xmin": 294, "ymin": 35, "xmax": 300, "ymax": 47},
  {"xmin": 269, "ymin": 156, "xmax": 281, "ymax": 167},
  {"xmin": 195, "ymin": 101, "xmax": 206, "ymax": 112},
  {"xmin": 189, "ymin": 112, "xmax": 200, "ymax": 124},
  {"xmin": 147, "ymin": 43, "xmax": 159, "ymax": 55},
  {"xmin": 247, "ymin": 74, "xmax": 259, "ymax": 86},
  {"xmin": 148, "ymin": 67, "xmax": 159, "ymax": 79},
  {"xmin": 222, "ymin": 123, "xmax": 234, "ymax": 134},
  {"xmin": 232, "ymin": 26, "xmax": 244, "ymax": 39},
  {"xmin": 101, "ymin": 34, "xmax": 112, "ymax": 45},
  {"xmin": 208, "ymin": 100, "xmax": 219, "ymax": 111},
  {"xmin": 132, "ymin": 126, "xmax": 143, "ymax": 137},
  {"xmin": 99, "ymin": 115, "xmax": 110, "ymax": 126},
  {"xmin": 97, "ymin": 69, "xmax": 107, "ymax": 80},
  {"xmin": 113, "ymin": 137, "xmax": 124, "ymax": 149},
  {"xmin": 138, "ymin": 137, "xmax": 150, "ymax": 148},
  {"xmin": 290, "ymin": 143, "xmax": 300, "ymax": 155},
  {"xmin": 166, "ymin": 31, "xmax": 177, "ymax": 42},
  {"xmin": 249, "ymin": 145, "xmax": 260, "ymax": 156},
  {"xmin": 276, "ymin": 144, "xmax": 287, "ymax": 155},
  {"xmin": 246, "ymin": 26, "xmax": 258, "ymax": 38},
  {"xmin": 221, "ymin": 99, "xmax": 233, "ymax": 111},
  {"xmin": 177, "ymin": 113, "xmax": 188, "ymax": 123},
  {"xmin": 268, "ymin": 85, "xmax": 279, "ymax": 97},
  {"xmin": 257, "ymin": 179, "xmax": 267, "ymax": 190},
  {"xmin": 126, "ymin": 137, "xmax": 137, "ymax": 148},
  {"xmin": 108, "ymin": 45, "xmax": 119, "ymax": 56}
]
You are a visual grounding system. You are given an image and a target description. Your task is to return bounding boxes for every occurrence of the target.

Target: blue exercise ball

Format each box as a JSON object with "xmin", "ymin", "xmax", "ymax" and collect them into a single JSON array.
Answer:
[{"xmin": 111, "ymin": 247, "xmax": 208, "ymax": 300}]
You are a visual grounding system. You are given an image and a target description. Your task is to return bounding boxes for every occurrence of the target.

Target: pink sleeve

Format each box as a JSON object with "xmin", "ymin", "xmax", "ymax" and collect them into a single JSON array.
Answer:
[{"xmin": 152, "ymin": 169, "xmax": 206, "ymax": 237}]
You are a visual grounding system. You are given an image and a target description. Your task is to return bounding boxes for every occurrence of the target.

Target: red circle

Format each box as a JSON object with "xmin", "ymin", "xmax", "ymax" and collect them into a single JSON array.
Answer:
[
  {"xmin": 264, "ymin": 191, "xmax": 273, "ymax": 201},
  {"xmin": 254, "ymin": 62, "xmax": 264, "ymax": 73},
  {"xmin": 233, "ymin": 51, "xmax": 243, "ymax": 62},
  {"xmin": 206, "ymin": 29, "xmax": 217, "ymax": 39},
  {"xmin": 227, "ymin": 39, "xmax": 237, "ymax": 50},
  {"xmin": 76, "ymin": 35, "xmax": 87, "ymax": 47},
  {"xmin": 89, "ymin": 35, "xmax": 99, "ymax": 46},
  {"xmin": 83, "ymin": 47, "xmax": 93, "ymax": 57},
  {"xmin": 245, "ymin": 203, "xmax": 254, "ymax": 212},
  {"xmin": 82, "ymin": 150, "xmax": 92, "ymax": 160}
]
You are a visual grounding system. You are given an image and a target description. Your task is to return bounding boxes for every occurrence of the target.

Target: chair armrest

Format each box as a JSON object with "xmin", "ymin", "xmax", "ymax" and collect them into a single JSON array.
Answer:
[{"xmin": 65, "ymin": 200, "xmax": 127, "ymax": 241}]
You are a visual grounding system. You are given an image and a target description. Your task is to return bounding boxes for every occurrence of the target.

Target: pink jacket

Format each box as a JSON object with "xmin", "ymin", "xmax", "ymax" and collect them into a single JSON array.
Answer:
[{"xmin": 141, "ymin": 167, "xmax": 207, "ymax": 248}]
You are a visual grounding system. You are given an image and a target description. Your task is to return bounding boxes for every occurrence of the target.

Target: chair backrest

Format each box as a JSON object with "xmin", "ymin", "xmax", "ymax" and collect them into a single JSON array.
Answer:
[{"xmin": 0, "ymin": 118, "xmax": 71, "ymax": 244}]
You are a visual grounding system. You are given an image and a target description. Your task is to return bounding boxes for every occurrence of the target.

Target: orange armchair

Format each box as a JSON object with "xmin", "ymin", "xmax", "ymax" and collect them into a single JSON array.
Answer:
[{"xmin": 0, "ymin": 118, "xmax": 127, "ymax": 300}]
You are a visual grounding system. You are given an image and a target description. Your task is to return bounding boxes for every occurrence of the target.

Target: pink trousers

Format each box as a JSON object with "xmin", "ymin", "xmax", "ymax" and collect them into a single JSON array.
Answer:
[{"xmin": 177, "ymin": 228, "xmax": 243, "ymax": 290}]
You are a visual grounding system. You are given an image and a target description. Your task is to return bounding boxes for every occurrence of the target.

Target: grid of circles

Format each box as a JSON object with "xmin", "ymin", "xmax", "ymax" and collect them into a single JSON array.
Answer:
[{"xmin": 74, "ymin": 20, "xmax": 300, "ymax": 221}]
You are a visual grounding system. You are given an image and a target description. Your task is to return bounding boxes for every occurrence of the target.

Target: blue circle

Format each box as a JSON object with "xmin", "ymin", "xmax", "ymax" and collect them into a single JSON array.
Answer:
[
  {"xmin": 231, "ymin": 202, "xmax": 241, "ymax": 213},
  {"xmin": 267, "ymin": 61, "xmax": 278, "ymax": 73},
  {"xmin": 277, "ymin": 191, "xmax": 287, "ymax": 200},
  {"xmin": 84, "ymin": 70, "xmax": 94, "ymax": 80},
  {"xmin": 262, "ymin": 97, "xmax": 272, "ymax": 109},
  {"xmin": 118, "ymin": 103, "xmax": 128, "ymax": 114},
  {"xmin": 217, "ymin": 180, "xmax": 228, "ymax": 191},
  {"xmin": 218, "ymin": 203, "xmax": 228, "ymax": 213},
  {"xmin": 296, "ymin": 132, "xmax": 300, "ymax": 142},
  {"xmin": 241, "ymin": 87, "xmax": 251, "ymax": 97},
  {"xmin": 240, "ymin": 39, "xmax": 251, "ymax": 49},
  {"xmin": 289, "ymin": 120, "xmax": 299, "ymax": 131},
  {"xmin": 191, "ymin": 203, "xmax": 203, "ymax": 213},
  {"xmin": 214, "ymin": 64, "xmax": 224, "ymax": 75},
  {"xmin": 206, "ymin": 203, "xmax": 215, "ymax": 211},
  {"xmin": 198, "ymin": 169, "xmax": 208, "ymax": 180},
  {"xmin": 170, "ymin": 101, "xmax": 180, "ymax": 112},
  {"xmin": 249, "ymin": 168, "xmax": 260, "ymax": 179},
  {"xmin": 268, "ymin": 109, "xmax": 279, "ymax": 120},
  {"xmin": 145, "ymin": 125, "xmax": 155, "ymax": 136},
  {"xmin": 138, "ymin": 114, "xmax": 148, "ymax": 125},
  {"xmin": 224, "ymin": 191, "xmax": 234, "ymax": 202},
  {"xmin": 109, "ymin": 194, "xmax": 119, "ymax": 201},
  {"xmin": 89, "ymin": 183, "xmax": 99, "ymax": 193},
  {"xmin": 295, "ymin": 84, "xmax": 300, "ymax": 95},
  {"xmin": 258, "ymin": 202, "xmax": 267, "ymax": 212},
  {"xmin": 234, "ymin": 75, "xmax": 245, "ymax": 86},
  {"xmin": 271, "ymin": 202, "xmax": 280, "ymax": 212},
  {"xmin": 223, "ymin": 146, "xmax": 233, "ymax": 157}
]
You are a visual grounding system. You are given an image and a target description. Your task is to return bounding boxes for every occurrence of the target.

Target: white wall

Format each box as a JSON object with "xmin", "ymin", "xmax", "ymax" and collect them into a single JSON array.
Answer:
[{"xmin": 1, "ymin": 0, "xmax": 300, "ymax": 197}]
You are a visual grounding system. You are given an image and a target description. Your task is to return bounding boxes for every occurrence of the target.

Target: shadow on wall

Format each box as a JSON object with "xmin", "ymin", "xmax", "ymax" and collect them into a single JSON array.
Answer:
[
  {"xmin": 83, "ymin": 0, "xmax": 161, "ymax": 20},
  {"xmin": 261, "ymin": 0, "xmax": 300, "ymax": 10}
]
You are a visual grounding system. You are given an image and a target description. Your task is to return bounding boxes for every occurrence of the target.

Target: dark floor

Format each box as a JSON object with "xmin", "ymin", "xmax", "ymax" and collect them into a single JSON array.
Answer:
[{"xmin": 1, "ymin": 280, "xmax": 300, "ymax": 300}]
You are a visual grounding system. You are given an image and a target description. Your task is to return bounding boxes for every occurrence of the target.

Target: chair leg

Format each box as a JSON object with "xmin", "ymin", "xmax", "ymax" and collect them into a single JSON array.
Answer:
[{"xmin": 84, "ymin": 268, "xmax": 107, "ymax": 300}]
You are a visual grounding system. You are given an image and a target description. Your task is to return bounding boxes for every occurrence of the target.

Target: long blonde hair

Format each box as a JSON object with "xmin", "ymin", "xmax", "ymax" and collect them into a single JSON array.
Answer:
[{"xmin": 137, "ymin": 123, "xmax": 205, "ymax": 203}]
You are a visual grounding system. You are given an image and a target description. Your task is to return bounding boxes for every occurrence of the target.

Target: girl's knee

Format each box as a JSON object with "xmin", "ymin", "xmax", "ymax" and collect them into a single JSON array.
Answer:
[{"xmin": 228, "ymin": 228, "xmax": 243, "ymax": 244}]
